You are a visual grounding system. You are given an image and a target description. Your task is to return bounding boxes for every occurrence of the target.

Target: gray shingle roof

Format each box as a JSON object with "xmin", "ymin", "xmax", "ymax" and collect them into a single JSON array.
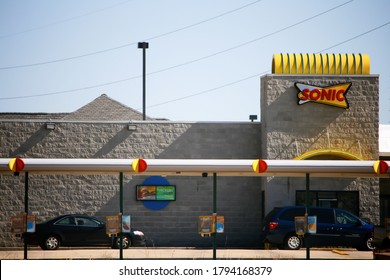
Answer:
[
  {"xmin": 62, "ymin": 94, "xmax": 148, "ymax": 121},
  {"xmin": 0, "ymin": 94, "xmax": 161, "ymax": 121}
]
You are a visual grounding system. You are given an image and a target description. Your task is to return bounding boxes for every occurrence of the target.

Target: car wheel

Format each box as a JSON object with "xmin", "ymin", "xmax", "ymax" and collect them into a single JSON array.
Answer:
[
  {"xmin": 284, "ymin": 234, "xmax": 302, "ymax": 250},
  {"xmin": 41, "ymin": 235, "xmax": 60, "ymax": 250},
  {"xmin": 113, "ymin": 235, "xmax": 131, "ymax": 249},
  {"xmin": 357, "ymin": 236, "xmax": 375, "ymax": 251}
]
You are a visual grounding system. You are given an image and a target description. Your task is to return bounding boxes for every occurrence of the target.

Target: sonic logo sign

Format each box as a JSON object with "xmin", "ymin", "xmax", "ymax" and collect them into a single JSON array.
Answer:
[{"xmin": 295, "ymin": 82, "xmax": 352, "ymax": 109}]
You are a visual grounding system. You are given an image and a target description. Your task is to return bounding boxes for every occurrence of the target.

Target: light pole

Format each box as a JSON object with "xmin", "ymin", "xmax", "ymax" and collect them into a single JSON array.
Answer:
[{"xmin": 138, "ymin": 42, "xmax": 149, "ymax": 120}]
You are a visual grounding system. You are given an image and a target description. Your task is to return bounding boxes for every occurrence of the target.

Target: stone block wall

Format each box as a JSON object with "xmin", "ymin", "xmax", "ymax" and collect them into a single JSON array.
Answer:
[
  {"xmin": 260, "ymin": 75, "xmax": 380, "ymax": 224},
  {"xmin": 261, "ymin": 75, "xmax": 379, "ymax": 160},
  {"xmin": 0, "ymin": 121, "xmax": 262, "ymax": 247}
]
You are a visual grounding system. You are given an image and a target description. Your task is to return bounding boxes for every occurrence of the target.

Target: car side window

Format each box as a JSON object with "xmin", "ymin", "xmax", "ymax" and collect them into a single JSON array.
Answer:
[
  {"xmin": 335, "ymin": 210, "xmax": 359, "ymax": 225},
  {"xmin": 309, "ymin": 208, "xmax": 334, "ymax": 224},
  {"xmin": 55, "ymin": 217, "xmax": 76, "ymax": 226},
  {"xmin": 76, "ymin": 217, "xmax": 100, "ymax": 227}
]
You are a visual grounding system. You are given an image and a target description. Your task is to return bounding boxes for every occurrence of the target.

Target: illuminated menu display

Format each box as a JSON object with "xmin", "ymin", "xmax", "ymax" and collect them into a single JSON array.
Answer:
[{"xmin": 136, "ymin": 185, "xmax": 176, "ymax": 201}]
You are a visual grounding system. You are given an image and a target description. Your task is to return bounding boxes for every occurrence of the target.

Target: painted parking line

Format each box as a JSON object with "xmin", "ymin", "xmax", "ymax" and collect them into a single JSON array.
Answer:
[{"xmin": 331, "ymin": 249, "xmax": 349, "ymax": 255}]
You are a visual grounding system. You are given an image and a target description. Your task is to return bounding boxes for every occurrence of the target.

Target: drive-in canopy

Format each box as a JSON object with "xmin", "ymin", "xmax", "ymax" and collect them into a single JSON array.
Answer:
[{"xmin": 0, "ymin": 158, "xmax": 388, "ymax": 178}]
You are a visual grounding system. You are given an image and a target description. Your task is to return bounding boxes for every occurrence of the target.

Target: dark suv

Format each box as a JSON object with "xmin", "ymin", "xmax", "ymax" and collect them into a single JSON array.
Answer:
[{"xmin": 261, "ymin": 206, "xmax": 374, "ymax": 250}]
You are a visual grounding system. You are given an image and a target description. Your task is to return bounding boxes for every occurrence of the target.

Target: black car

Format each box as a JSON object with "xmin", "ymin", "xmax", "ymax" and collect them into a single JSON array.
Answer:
[
  {"xmin": 24, "ymin": 214, "xmax": 146, "ymax": 250},
  {"xmin": 261, "ymin": 206, "xmax": 374, "ymax": 250}
]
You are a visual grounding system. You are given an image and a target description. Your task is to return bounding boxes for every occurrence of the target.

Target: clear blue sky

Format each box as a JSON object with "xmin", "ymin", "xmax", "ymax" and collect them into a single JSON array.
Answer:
[{"xmin": 0, "ymin": 0, "xmax": 389, "ymax": 122}]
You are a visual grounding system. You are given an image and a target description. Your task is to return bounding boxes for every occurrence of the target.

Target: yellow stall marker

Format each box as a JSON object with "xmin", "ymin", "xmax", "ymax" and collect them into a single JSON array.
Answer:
[{"xmin": 331, "ymin": 249, "xmax": 349, "ymax": 255}]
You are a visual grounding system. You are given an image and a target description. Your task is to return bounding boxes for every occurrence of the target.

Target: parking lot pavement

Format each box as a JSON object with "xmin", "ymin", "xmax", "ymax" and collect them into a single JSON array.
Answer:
[{"xmin": 0, "ymin": 247, "xmax": 373, "ymax": 260}]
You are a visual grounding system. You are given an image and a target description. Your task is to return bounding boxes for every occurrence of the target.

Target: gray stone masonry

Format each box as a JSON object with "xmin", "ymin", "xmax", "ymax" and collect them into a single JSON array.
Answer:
[
  {"xmin": 0, "ymin": 121, "xmax": 262, "ymax": 247},
  {"xmin": 260, "ymin": 75, "xmax": 380, "ymax": 224}
]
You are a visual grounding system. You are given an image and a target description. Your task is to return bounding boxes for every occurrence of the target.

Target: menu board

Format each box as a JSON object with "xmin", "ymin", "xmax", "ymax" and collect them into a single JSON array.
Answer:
[
  {"xmin": 307, "ymin": 216, "xmax": 317, "ymax": 234},
  {"xmin": 106, "ymin": 215, "xmax": 121, "ymax": 235},
  {"xmin": 11, "ymin": 215, "xmax": 25, "ymax": 235},
  {"xmin": 136, "ymin": 185, "xmax": 176, "ymax": 201},
  {"xmin": 198, "ymin": 215, "xmax": 225, "ymax": 234},
  {"xmin": 216, "ymin": 216, "xmax": 225, "ymax": 233},
  {"xmin": 198, "ymin": 216, "xmax": 214, "ymax": 234},
  {"xmin": 11, "ymin": 213, "xmax": 36, "ymax": 235},
  {"xmin": 122, "ymin": 215, "xmax": 131, "ymax": 233},
  {"xmin": 294, "ymin": 216, "xmax": 306, "ymax": 235},
  {"xmin": 26, "ymin": 214, "xmax": 36, "ymax": 233}
]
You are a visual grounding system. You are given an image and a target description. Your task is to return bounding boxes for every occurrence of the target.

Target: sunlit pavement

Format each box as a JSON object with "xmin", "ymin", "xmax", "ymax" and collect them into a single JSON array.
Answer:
[{"xmin": 0, "ymin": 247, "xmax": 373, "ymax": 260}]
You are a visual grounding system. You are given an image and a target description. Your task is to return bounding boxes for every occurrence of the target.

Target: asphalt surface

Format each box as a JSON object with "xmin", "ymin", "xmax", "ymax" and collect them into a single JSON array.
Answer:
[{"xmin": 0, "ymin": 247, "xmax": 373, "ymax": 260}]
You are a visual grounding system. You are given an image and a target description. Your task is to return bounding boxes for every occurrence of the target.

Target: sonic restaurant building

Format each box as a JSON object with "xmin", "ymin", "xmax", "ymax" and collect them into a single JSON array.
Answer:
[{"xmin": 0, "ymin": 53, "xmax": 388, "ymax": 248}]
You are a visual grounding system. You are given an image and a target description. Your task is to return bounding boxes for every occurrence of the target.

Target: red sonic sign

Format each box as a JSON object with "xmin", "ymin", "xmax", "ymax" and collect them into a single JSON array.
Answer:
[{"xmin": 295, "ymin": 82, "xmax": 352, "ymax": 109}]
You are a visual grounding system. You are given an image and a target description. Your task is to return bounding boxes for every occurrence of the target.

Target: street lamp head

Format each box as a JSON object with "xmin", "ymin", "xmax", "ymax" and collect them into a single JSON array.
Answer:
[
  {"xmin": 138, "ymin": 42, "xmax": 149, "ymax": 49},
  {"xmin": 249, "ymin": 115, "xmax": 258, "ymax": 122}
]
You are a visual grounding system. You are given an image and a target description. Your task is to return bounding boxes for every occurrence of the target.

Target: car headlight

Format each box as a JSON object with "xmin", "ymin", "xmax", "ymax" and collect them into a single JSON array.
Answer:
[{"xmin": 133, "ymin": 230, "xmax": 144, "ymax": 236}]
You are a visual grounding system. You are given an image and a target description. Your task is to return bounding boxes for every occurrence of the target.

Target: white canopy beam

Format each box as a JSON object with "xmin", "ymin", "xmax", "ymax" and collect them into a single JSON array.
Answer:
[{"xmin": 0, "ymin": 158, "xmax": 388, "ymax": 178}]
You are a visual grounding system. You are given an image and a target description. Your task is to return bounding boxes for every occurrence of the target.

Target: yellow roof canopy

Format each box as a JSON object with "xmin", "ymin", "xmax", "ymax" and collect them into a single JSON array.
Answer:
[{"xmin": 272, "ymin": 53, "xmax": 370, "ymax": 75}]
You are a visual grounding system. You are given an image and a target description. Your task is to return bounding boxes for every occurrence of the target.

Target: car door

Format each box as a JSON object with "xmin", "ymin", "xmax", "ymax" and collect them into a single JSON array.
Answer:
[
  {"xmin": 52, "ymin": 216, "xmax": 79, "ymax": 244},
  {"xmin": 333, "ymin": 209, "xmax": 365, "ymax": 247},
  {"xmin": 74, "ymin": 216, "xmax": 108, "ymax": 246},
  {"xmin": 308, "ymin": 208, "xmax": 338, "ymax": 247}
]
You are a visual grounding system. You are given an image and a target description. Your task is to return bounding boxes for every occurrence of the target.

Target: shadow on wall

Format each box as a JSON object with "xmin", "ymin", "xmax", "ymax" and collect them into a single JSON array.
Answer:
[
  {"xmin": 93, "ymin": 126, "xmax": 133, "ymax": 158},
  {"xmin": 4, "ymin": 121, "xmax": 263, "ymax": 247},
  {"xmin": 95, "ymin": 175, "xmax": 263, "ymax": 248},
  {"xmin": 10, "ymin": 124, "xmax": 52, "ymax": 157},
  {"xmin": 92, "ymin": 122, "xmax": 263, "ymax": 247},
  {"xmin": 94, "ymin": 177, "xmax": 212, "ymax": 247},
  {"xmin": 157, "ymin": 123, "xmax": 262, "ymax": 159}
]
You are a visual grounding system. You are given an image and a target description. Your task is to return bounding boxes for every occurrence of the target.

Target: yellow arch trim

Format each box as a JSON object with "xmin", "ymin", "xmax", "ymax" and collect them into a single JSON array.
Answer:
[{"xmin": 294, "ymin": 149, "xmax": 363, "ymax": 160}]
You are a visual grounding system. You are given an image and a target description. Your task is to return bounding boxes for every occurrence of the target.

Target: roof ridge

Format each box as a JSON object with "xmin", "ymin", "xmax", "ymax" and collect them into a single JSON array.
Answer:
[
  {"xmin": 98, "ymin": 94, "xmax": 146, "ymax": 116},
  {"xmin": 62, "ymin": 94, "xmax": 150, "ymax": 121}
]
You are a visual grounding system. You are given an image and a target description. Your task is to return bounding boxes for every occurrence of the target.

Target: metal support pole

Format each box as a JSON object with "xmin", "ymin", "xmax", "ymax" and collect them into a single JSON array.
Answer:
[
  {"xmin": 305, "ymin": 173, "xmax": 310, "ymax": 260},
  {"xmin": 119, "ymin": 172, "xmax": 124, "ymax": 260},
  {"xmin": 138, "ymin": 42, "xmax": 149, "ymax": 120},
  {"xmin": 213, "ymin": 172, "xmax": 217, "ymax": 260},
  {"xmin": 142, "ymin": 47, "xmax": 146, "ymax": 120},
  {"xmin": 24, "ymin": 172, "xmax": 29, "ymax": 260}
]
